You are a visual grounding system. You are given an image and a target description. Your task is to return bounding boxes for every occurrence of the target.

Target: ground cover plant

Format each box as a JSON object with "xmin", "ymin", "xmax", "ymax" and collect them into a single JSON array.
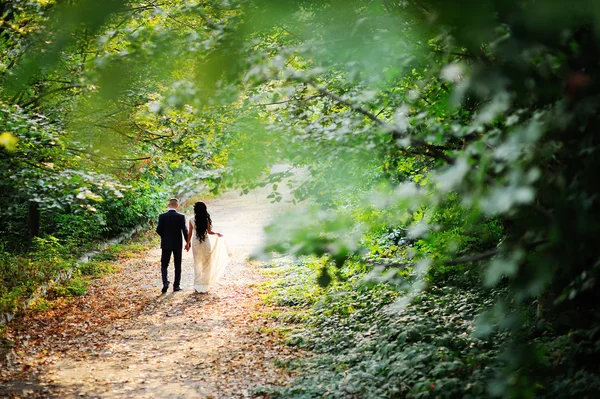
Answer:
[{"xmin": 259, "ymin": 255, "xmax": 600, "ymax": 398}]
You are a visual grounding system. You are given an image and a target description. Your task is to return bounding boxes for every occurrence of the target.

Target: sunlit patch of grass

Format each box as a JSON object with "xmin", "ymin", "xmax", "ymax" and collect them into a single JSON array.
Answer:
[
  {"xmin": 116, "ymin": 249, "xmax": 136, "ymax": 259},
  {"xmin": 38, "ymin": 230, "xmax": 155, "ymax": 309},
  {"xmin": 247, "ymin": 258, "xmax": 262, "ymax": 268},
  {"xmin": 121, "ymin": 242, "xmax": 151, "ymax": 252},
  {"xmin": 90, "ymin": 250, "xmax": 118, "ymax": 262},
  {"xmin": 111, "ymin": 241, "xmax": 155, "ymax": 259},
  {"xmin": 48, "ymin": 274, "xmax": 89, "ymax": 298},
  {"xmin": 257, "ymin": 258, "xmax": 323, "ymax": 307},
  {"xmin": 91, "ymin": 231, "xmax": 158, "ymax": 262},
  {"xmin": 78, "ymin": 260, "xmax": 121, "ymax": 277}
]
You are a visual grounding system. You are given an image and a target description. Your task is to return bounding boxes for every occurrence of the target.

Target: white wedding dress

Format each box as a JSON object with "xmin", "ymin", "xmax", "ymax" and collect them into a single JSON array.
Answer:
[{"xmin": 190, "ymin": 218, "xmax": 232, "ymax": 292}]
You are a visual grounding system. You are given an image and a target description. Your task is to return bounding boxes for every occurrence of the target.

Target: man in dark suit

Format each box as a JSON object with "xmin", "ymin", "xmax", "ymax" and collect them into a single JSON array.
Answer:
[{"xmin": 156, "ymin": 198, "xmax": 188, "ymax": 293}]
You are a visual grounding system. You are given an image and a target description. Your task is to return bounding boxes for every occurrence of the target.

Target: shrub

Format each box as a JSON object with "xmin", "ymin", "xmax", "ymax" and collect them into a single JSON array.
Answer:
[
  {"xmin": 78, "ymin": 260, "xmax": 120, "ymax": 277},
  {"xmin": 49, "ymin": 273, "xmax": 89, "ymax": 298},
  {"xmin": 0, "ymin": 236, "xmax": 75, "ymax": 313}
]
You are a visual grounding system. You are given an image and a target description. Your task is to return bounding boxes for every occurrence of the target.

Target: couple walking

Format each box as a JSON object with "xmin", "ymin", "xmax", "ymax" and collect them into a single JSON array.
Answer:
[{"xmin": 156, "ymin": 198, "xmax": 231, "ymax": 293}]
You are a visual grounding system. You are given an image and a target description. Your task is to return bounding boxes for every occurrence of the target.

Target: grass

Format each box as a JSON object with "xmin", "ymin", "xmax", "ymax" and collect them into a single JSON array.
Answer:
[
  {"xmin": 252, "ymin": 258, "xmax": 328, "ymax": 344},
  {"xmin": 257, "ymin": 258, "xmax": 323, "ymax": 308},
  {"xmin": 88, "ymin": 231, "xmax": 159, "ymax": 264},
  {"xmin": 48, "ymin": 274, "xmax": 90, "ymax": 299},
  {"xmin": 78, "ymin": 260, "xmax": 121, "ymax": 277}
]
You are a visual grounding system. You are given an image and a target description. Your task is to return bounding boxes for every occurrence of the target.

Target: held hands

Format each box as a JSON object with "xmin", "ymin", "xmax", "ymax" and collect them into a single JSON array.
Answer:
[{"xmin": 185, "ymin": 243, "xmax": 190, "ymax": 252}]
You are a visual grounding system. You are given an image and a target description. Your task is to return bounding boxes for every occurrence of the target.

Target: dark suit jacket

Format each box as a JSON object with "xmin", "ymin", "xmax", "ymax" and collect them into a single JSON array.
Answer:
[{"xmin": 156, "ymin": 209, "xmax": 188, "ymax": 250}]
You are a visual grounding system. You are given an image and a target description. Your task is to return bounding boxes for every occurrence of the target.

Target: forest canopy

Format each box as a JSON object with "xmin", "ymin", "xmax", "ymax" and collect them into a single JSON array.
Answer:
[{"xmin": 2, "ymin": 0, "xmax": 600, "ymax": 397}]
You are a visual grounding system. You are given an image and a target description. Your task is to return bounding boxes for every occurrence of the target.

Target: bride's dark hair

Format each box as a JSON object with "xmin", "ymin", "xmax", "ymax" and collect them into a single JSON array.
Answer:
[{"xmin": 194, "ymin": 201, "xmax": 211, "ymax": 242}]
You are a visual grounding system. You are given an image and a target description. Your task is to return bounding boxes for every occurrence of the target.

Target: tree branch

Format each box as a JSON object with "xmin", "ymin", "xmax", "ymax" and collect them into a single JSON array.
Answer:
[
  {"xmin": 250, "ymin": 94, "xmax": 325, "ymax": 107},
  {"xmin": 131, "ymin": 121, "xmax": 172, "ymax": 138},
  {"xmin": 9, "ymin": 158, "xmax": 62, "ymax": 175},
  {"xmin": 147, "ymin": 0, "xmax": 199, "ymax": 30},
  {"xmin": 105, "ymin": 156, "xmax": 152, "ymax": 162},
  {"xmin": 21, "ymin": 84, "xmax": 85, "ymax": 108},
  {"xmin": 276, "ymin": 24, "xmax": 303, "ymax": 42},
  {"xmin": 305, "ymin": 80, "xmax": 456, "ymax": 165},
  {"xmin": 66, "ymin": 147, "xmax": 151, "ymax": 163},
  {"xmin": 431, "ymin": 49, "xmax": 476, "ymax": 59}
]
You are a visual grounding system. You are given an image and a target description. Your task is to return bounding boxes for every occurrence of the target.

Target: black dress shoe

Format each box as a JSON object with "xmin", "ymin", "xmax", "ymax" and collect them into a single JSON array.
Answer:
[
  {"xmin": 161, "ymin": 284, "xmax": 169, "ymax": 293},
  {"xmin": 173, "ymin": 286, "xmax": 182, "ymax": 292}
]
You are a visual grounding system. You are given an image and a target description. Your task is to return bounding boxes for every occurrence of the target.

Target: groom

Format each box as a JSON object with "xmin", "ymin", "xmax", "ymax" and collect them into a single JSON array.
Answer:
[{"xmin": 156, "ymin": 198, "xmax": 188, "ymax": 293}]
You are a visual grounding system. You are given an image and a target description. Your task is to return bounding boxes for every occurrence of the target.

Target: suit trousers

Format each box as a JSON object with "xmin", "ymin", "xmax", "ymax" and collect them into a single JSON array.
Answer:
[{"xmin": 161, "ymin": 247, "xmax": 182, "ymax": 288}]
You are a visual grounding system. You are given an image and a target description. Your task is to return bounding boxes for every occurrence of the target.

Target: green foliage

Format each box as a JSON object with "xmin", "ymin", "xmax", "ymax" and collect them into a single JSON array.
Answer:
[
  {"xmin": 0, "ymin": 236, "xmax": 75, "ymax": 313},
  {"xmin": 259, "ymin": 259, "xmax": 323, "ymax": 308},
  {"xmin": 0, "ymin": 103, "xmax": 127, "ymax": 214},
  {"xmin": 0, "ymin": 287, "xmax": 25, "ymax": 317},
  {"xmin": 28, "ymin": 297, "xmax": 53, "ymax": 314},
  {"xmin": 261, "ymin": 259, "xmax": 600, "ymax": 399},
  {"xmin": 49, "ymin": 213, "xmax": 104, "ymax": 250},
  {"xmin": 77, "ymin": 260, "xmax": 119, "ymax": 277},
  {"xmin": 49, "ymin": 273, "xmax": 89, "ymax": 298}
]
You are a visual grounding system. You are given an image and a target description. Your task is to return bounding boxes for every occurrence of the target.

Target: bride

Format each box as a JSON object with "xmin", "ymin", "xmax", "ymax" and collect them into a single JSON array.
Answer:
[{"xmin": 185, "ymin": 201, "xmax": 231, "ymax": 293}]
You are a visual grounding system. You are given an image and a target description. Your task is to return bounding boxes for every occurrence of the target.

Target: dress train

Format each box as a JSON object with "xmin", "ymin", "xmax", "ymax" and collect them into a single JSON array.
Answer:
[{"xmin": 192, "ymin": 233, "xmax": 231, "ymax": 292}]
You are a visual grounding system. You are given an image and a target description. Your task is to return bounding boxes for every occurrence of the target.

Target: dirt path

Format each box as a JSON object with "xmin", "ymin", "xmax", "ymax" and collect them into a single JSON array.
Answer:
[{"xmin": 0, "ymin": 188, "xmax": 300, "ymax": 398}]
